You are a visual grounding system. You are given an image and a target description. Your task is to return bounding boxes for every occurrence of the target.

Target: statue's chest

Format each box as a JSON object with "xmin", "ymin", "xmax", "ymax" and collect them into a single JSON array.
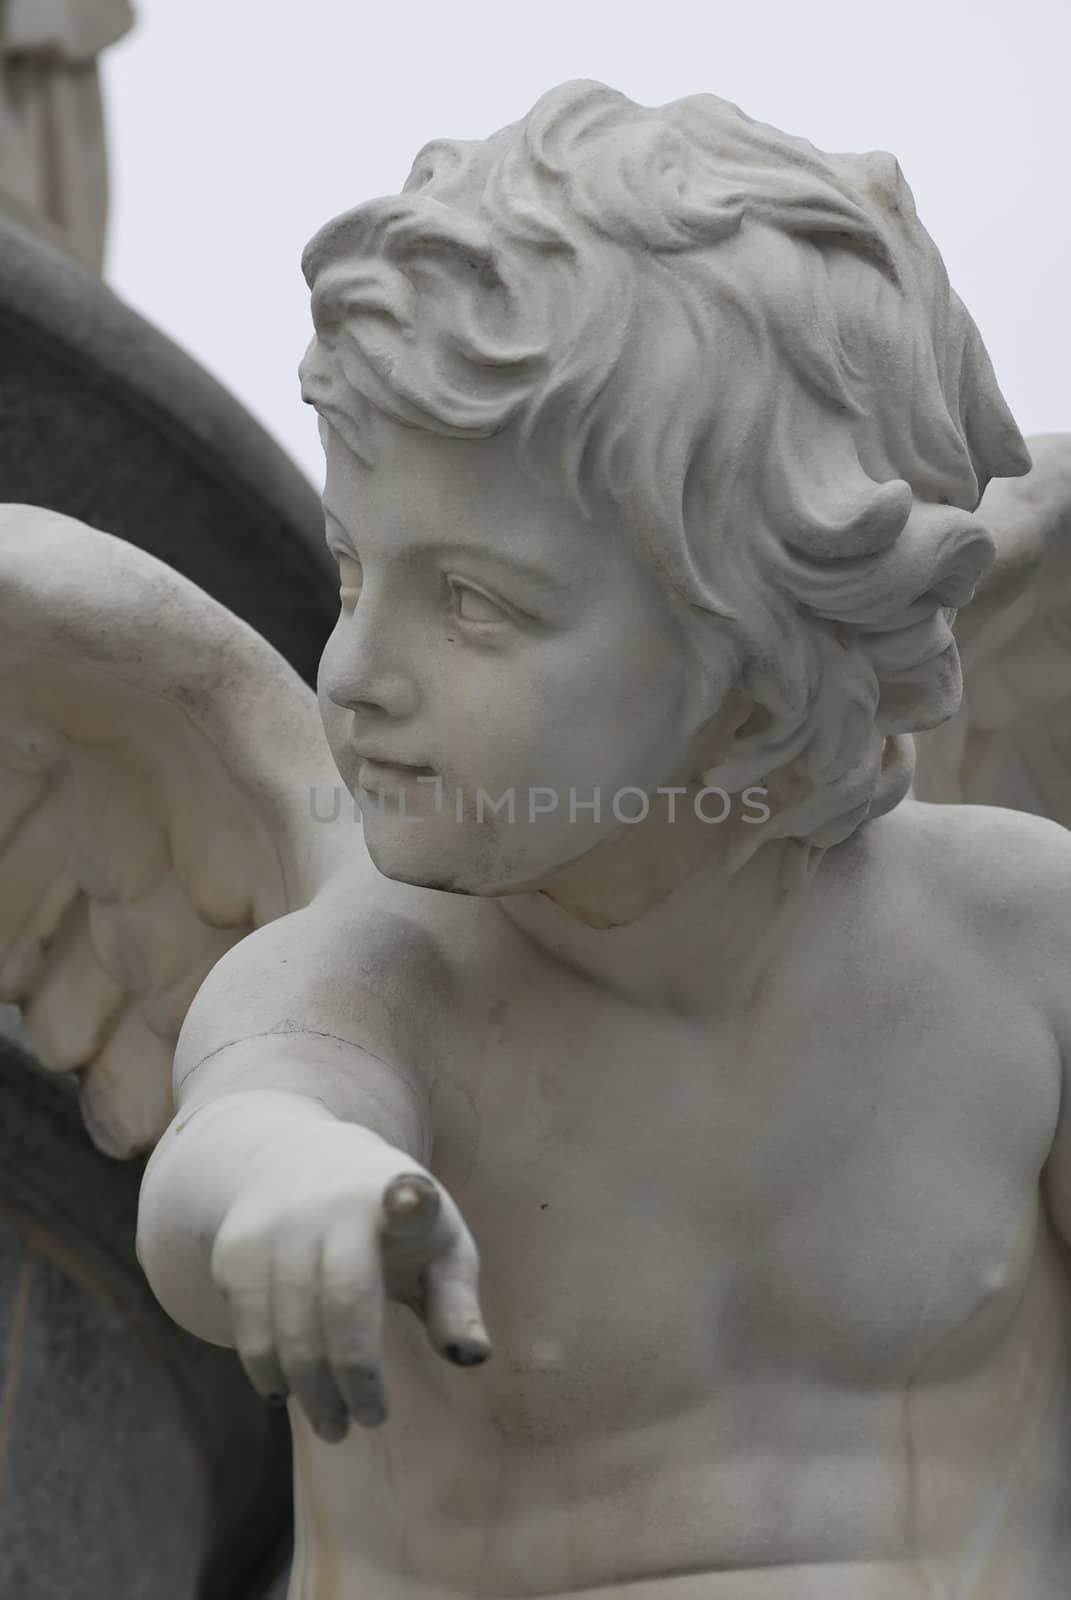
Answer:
[{"xmin": 428, "ymin": 949, "xmax": 1059, "ymax": 1433}]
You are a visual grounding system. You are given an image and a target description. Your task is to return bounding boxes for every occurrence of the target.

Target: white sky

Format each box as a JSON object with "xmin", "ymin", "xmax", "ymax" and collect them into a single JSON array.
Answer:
[{"xmin": 103, "ymin": 0, "xmax": 1068, "ymax": 490}]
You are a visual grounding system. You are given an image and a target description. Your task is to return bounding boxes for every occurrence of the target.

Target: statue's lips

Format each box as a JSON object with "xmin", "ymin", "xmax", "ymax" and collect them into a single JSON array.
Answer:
[{"xmin": 356, "ymin": 756, "xmax": 438, "ymax": 795}]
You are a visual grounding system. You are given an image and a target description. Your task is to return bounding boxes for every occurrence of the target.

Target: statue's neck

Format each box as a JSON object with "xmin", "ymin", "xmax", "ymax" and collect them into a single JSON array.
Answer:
[
  {"xmin": 496, "ymin": 783, "xmax": 805, "ymax": 1010},
  {"xmin": 536, "ymin": 776, "xmax": 760, "ymax": 929}
]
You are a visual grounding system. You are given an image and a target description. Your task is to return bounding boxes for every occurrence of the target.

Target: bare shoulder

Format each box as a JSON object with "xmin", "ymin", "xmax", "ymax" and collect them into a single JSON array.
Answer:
[
  {"xmin": 847, "ymin": 799, "xmax": 1071, "ymax": 1028},
  {"xmin": 175, "ymin": 849, "xmax": 492, "ymax": 1114},
  {"xmin": 307, "ymin": 844, "xmax": 495, "ymax": 998},
  {"xmin": 882, "ymin": 798, "xmax": 1071, "ymax": 910}
]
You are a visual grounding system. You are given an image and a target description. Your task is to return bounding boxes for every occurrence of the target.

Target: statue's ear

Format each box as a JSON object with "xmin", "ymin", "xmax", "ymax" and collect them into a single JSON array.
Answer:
[
  {"xmin": 689, "ymin": 690, "xmax": 777, "ymax": 783},
  {"xmin": 692, "ymin": 679, "xmax": 810, "ymax": 796}
]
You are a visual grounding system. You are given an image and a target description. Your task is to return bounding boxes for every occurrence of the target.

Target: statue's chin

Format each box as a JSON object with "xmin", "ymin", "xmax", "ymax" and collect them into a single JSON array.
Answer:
[
  {"xmin": 358, "ymin": 806, "xmax": 623, "ymax": 900},
  {"xmin": 363, "ymin": 839, "xmax": 576, "ymax": 901},
  {"xmin": 361, "ymin": 832, "xmax": 507, "ymax": 897}
]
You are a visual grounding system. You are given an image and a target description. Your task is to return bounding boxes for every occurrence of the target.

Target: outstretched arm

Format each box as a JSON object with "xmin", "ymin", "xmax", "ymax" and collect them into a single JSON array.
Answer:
[{"xmin": 137, "ymin": 862, "xmax": 490, "ymax": 1440}]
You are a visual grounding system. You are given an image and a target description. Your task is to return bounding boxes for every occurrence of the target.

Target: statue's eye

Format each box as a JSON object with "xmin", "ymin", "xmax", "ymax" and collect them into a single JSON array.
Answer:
[{"xmin": 449, "ymin": 580, "xmax": 509, "ymax": 626}]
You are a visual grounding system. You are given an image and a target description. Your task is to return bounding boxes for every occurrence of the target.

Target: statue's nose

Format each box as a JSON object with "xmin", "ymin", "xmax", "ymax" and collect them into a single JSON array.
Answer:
[{"xmin": 319, "ymin": 595, "xmax": 421, "ymax": 721}]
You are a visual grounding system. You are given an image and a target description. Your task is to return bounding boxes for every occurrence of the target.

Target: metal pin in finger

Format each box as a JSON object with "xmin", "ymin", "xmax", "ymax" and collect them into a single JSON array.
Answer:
[{"xmin": 382, "ymin": 1173, "xmax": 440, "ymax": 1235}]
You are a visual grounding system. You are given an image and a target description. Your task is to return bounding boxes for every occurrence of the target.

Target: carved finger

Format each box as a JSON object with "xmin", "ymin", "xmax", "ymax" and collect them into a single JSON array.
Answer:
[
  {"xmin": 320, "ymin": 1224, "xmax": 388, "ymax": 1427},
  {"xmin": 210, "ymin": 1228, "xmax": 289, "ymax": 1404},
  {"xmin": 272, "ymin": 1235, "xmax": 349, "ymax": 1444},
  {"xmin": 280, "ymin": 1354, "xmax": 349, "ymax": 1445},
  {"xmin": 423, "ymin": 1228, "xmax": 491, "ymax": 1368},
  {"xmin": 227, "ymin": 1281, "xmax": 288, "ymax": 1406}
]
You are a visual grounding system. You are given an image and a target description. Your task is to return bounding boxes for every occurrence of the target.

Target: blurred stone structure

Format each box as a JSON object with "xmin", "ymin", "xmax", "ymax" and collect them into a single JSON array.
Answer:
[
  {"xmin": 0, "ymin": 0, "xmax": 135, "ymax": 273},
  {"xmin": 0, "ymin": 1034, "xmax": 292, "ymax": 1600},
  {"xmin": 0, "ymin": 216, "xmax": 337, "ymax": 1596},
  {"xmin": 0, "ymin": 216, "xmax": 334, "ymax": 680}
]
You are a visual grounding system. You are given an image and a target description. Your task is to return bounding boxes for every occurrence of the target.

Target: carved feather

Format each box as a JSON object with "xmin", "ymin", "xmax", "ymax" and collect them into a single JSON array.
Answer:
[{"xmin": 0, "ymin": 505, "xmax": 351, "ymax": 1157}]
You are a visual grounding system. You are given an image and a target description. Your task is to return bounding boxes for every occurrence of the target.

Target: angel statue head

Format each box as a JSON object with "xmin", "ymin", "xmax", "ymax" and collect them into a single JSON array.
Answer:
[{"xmin": 299, "ymin": 79, "xmax": 1030, "ymax": 897}]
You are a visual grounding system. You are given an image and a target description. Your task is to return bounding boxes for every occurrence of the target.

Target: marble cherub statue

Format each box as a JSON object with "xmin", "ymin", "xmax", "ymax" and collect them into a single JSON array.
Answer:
[{"xmin": 3, "ymin": 80, "xmax": 1071, "ymax": 1599}]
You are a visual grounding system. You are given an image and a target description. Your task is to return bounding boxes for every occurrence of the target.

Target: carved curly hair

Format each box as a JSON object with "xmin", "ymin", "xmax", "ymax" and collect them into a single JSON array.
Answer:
[{"xmin": 300, "ymin": 80, "xmax": 1030, "ymax": 854}]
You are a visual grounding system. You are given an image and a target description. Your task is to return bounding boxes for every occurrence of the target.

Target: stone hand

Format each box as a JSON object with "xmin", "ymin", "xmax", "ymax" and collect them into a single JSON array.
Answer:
[{"xmin": 208, "ymin": 1124, "xmax": 490, "ymax": 1441}]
